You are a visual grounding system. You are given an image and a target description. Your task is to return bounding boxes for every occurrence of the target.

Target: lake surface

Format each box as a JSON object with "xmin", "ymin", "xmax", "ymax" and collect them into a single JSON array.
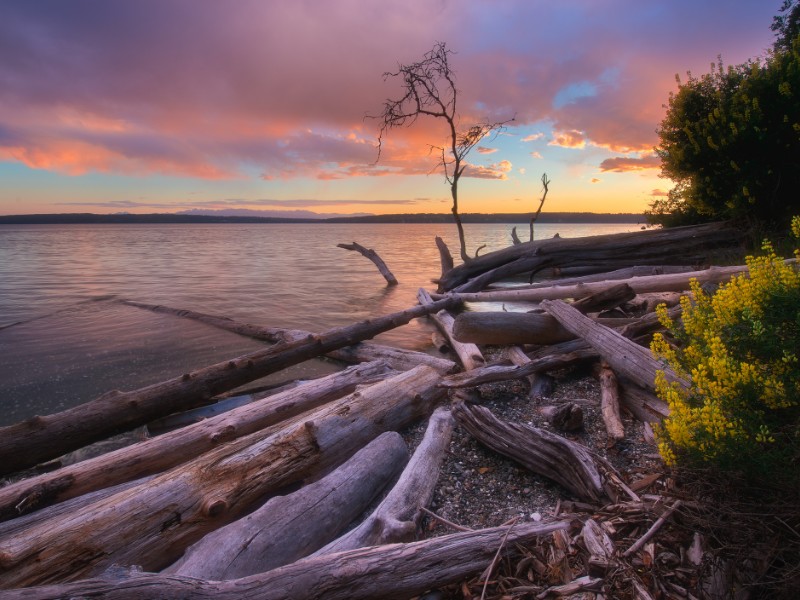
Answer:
[{"xmin": 0, "ymin": 222, "xmax": 641, "ymax": 425}]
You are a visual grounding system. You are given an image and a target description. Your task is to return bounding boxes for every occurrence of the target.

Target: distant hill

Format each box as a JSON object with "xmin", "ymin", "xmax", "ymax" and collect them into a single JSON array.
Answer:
[{"xmin": 0, "ymin": 212, "xmax": 645, "ymax": 225}]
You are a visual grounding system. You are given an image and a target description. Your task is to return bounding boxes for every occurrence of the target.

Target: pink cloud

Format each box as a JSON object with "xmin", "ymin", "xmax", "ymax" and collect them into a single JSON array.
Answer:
[
  {"xmin": 549, "ymin": 130, "xmax": 586, "ymax": 149},
  {"xmin": 476, "ymin": 146, "xmax": 499, "ymax": 154},
  {"xmin": 599, "ymin": 154, "xmax": 661, "ymax": 172}
]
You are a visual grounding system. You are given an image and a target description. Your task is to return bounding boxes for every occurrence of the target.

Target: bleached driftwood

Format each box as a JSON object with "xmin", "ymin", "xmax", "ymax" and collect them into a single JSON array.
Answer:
[
  {"xmin": 0, "ymin": 361, "xmax": 392, "ymax": 521},
  {"xmin": 598, "ymin": 361, "xmax": 625, "ymax": 442},
  {"xmin": 337, "ymin": 241, "xmax": 398, "ymax": 286},
  {"xmin": 0, "ymin": 296, "xmax": 459, "ymax": 476},
  {"xmin": 165, "ymin": 432, "xmax": 409, "ymax": 579},
  {"xmin": 314, "ymin": 406, "xmax": 455, "ymax": 554},
  {"xmin": 3, "ymin": 521, "xmax": 570, "ymax": 600},
  {"xmin": 418, "ymin": 287, "xmax": 484, "ymax": 371},
  {"xmin": 0, "ymin": 365, "xmax": 445, "ymax": 587},
  {"xmin": 540, "ymin": 299, "xmax": 688, "ymax": 392},
  {"xmin": 453, "ymin": 401, "xmax": 607, "ymax": 502},
  {"xmin": 121, "ymin": 299, "xmax": 456, "ymax": 374}
]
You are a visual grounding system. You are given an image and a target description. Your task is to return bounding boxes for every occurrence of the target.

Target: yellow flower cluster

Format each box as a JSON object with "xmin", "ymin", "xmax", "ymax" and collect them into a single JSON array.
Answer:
[{"xmin": 651, "ymin": 223, "xmax": 800, "ymax": 469}]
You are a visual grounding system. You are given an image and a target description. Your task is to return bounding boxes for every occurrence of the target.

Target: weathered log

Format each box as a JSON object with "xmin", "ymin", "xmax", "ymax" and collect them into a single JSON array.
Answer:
[
  {"xmin": 314, "ymin": 406, "xmax": 455, "ymax": 554},
  {"xmin": 438, "ymin": 261, "xmax": 754, "ymax": 302},
  {"xmin": 3, "ymin": 521, "xmax": 570, "ymax": 600},
  {"xmin": 418, "ymin": 288, "xmax": 484, "ymax": 371},
  {"xmin": 452, "ymin": 401, "xmax": 607, "ymax": 502},
  {"xmin": 0, "ymin": 296, "xmax": 459, "ymax": 476},
  {"xmin": 337, "ymin": 241, "xmax": 398, "ymax": 285},
  {"xmin": 165, "ymin": 431, "xmax": 409, "ymax": 579},
  {"xmin": 0, "ymin": 365, "xmax": 445, "ymax": 586},
  {"xmin": 0, "ymin": 361, "xmax": 392, "ymax": 522},
  {"xmin": 598, "ymin": 361, "xmax": 625, "ymax": 443},
  {"xmin": 438, "ymin": 221, "xmax": 740, "ymax": 292},
  {"xmin": 572, "ymin": 283, "xmax": 636, "ymax": 313},
  {"xmin": 618, "ymin": 380, "xmax": 670, "ymax": 423},
  {"xmin": 440, "ymin": 346, "xmax": 596, "ymax": 389},
  {"xmin": 487, "ymin": 265, "xmax": 696, "ymax": 291},
  {"xmin": 540, "ymin": 299, "xmax": 687, "ymax": 392},
  {"xmin": 452, "ymin": 311, "xmax": 636, "ymax": 345},
  {"xmin": 121, "ymin": 299, "xmax": 456, "ymax": 374},
  {"xmin": 505, "ymin": 346, "xmax": 539, "ymax": 396}
]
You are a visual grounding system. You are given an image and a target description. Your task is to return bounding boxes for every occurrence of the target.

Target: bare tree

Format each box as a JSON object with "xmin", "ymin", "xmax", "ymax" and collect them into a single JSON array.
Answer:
[
  {"xmin": 529, "ymin": 173, "xmax": 550, "ymax": 242},
  {"xmin": 374, "ymin": 42, "xmax": 512, "ymax": 263}
]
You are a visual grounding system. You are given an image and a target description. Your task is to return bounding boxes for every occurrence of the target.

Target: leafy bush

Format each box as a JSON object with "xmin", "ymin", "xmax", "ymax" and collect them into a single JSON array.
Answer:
[{"xmin": 651, "ymin": 217, "xmax": 800, "ymax": 484}]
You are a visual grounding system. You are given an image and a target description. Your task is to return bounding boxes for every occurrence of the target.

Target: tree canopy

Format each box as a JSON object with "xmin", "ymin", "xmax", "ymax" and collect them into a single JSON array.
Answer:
[{"xmin": 649, "ymin": 7, "xmax": 800, "ymax": 230}]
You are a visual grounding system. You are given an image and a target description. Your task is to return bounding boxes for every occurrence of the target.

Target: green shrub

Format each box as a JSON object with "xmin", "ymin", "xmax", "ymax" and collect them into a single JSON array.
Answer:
[{"xmin": 651, "ymin": 217, "xmax": 800, "ymax": 484}]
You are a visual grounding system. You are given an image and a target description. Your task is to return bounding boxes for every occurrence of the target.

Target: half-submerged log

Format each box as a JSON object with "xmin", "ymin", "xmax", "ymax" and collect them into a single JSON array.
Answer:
[
  {"xmin": 0, "ymin": 365, "xmax": 445, "ymax": 587},
  {"xmin": 121, "ymin": 299, "xmax": 456, "ymax": 374},
  {"xmin": 337, "ymin": 241, "xmax": 398, "ymax": 285},
  {"xmin": 314, "ymin": 406, "xmax": 455, "ymax": 554},
  {"xmin": 438, "ymin": 221, "xmax": 740, "ymax": 292},
  {"xmin": 452, "ymin": 401, "xmax": 607, "ymax": 502},
  {"xmin": 165, "ymin": 431, "xmax": 409, "ymax": 579},
  {"xmin": 0, "ymin": 296, "xmax": 459, "ymax": 476},
  {"xmin": 4, "ymin": 521, "xmax": 570, "ymax": 600},
  {"xmin": 0, "ymin": 361, "xmax": 392, "ymax": 522}
]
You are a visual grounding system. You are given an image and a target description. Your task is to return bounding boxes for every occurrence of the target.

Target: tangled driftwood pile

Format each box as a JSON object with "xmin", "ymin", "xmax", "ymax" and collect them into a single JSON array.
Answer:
[{"xmin": 0, "ymin": 222, "xmax": 748, "ymax": 598}]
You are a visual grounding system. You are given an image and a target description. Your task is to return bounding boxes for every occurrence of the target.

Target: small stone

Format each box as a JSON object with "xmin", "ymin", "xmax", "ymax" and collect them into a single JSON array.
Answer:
[{"xmin": 530, "ymin": 512, "xmax": 542, "ymax": 521}]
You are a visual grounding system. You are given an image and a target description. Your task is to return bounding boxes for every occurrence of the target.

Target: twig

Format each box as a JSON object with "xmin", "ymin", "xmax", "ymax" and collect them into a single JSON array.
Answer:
[
  {"xmin": 623, "ymin": 499, "xmax": 683, "ymax": 557},
  {"xmin": 420, "ymin": 506, "xmax": 473, "ymax": 533},
  {"xmin": 480, "ymin": 518, "xmax": 518, "ymax": 600}
]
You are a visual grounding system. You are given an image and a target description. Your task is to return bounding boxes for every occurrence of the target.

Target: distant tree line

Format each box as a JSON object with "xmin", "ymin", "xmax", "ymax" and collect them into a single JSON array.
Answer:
[{"xmin": 648, "ymin": 0, "xmax": 800, "ymax": 232}]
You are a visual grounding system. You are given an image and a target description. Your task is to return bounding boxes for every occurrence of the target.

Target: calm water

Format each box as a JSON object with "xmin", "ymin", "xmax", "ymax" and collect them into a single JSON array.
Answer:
[{"xmin": 0, "ymin": 222, "xmax": 640, "ymax": 425}]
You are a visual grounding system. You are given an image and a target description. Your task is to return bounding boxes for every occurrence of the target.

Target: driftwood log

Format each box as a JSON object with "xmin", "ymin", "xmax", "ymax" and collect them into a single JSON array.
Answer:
[
  {"xmin": 165, "ymin": 431, "xmax": 409, "ymax": 579},
  {"xmin": 121, "ymin": 299, "xmax": 456, "ymax": 374},
  {"xmin": 337, "ymin": 241, "xmax": 398, "ymax": 285},
  {"xmin": 3, "ymin": 521, "xmax": 570, "ymax": 600},
  {"xmin": 314, "ymin": 406, "xmax": 455, "ymax": 554},
  {"xmin": 598, "ymin": 361, "xmax": 625, "ymax": 442},
  {"xmin": 0, "ymin": 365, "xmax": 445, "ymax": 587},
  {"xmin": 486, "ymin": 264, "xmax": 695, "ymax": 291},
  {"xmin": 452, "ymin": 401, "xmax": 607, "ymax": 502},
  {"xmin": 417, "ymin": 288, "xmax": 484, "ymax": 370},
  {"xmin": 0, "ymin": 361, "xmax": 393, "ymax": 521},
  {"xmin": 438, "ymin": 221, "xmax": 741, "ymax": 292},
  {"xmin": 541, "ymin": 299, "xmax": 687, "ymax": 392},
  {"xmin": 0, "ymin": 296, "xmax": 459, "ymax": 475}
]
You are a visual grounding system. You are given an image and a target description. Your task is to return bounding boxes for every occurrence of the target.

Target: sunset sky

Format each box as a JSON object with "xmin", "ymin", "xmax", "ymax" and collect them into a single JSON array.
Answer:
[{"xmin": 0, "ymin": 1, "xmax": 780, "ymax": 216}]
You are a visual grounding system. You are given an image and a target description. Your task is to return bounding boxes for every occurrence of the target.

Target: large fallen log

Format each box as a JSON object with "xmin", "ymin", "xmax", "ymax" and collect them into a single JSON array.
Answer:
[
  {"xmin": 0, "ymin": 296, "xmax": 459, "ymax": 476},
  {"xmin": 452, "ymin": 401, "xmax": 608, "ymax": 502},
  {"xmin": 438, "ymin": 221, "xmax": 740, "ymax": 292},
  {"xmin": 0, "ymin": 361, "xmax": 392, "ymax": 522},
  {"xmin": 314, "ymin": 406, "xmax": 455, "ymax": 554},
  {"xmin": 4, "ymin": 520, "xmax": 570, "ymax": 600},
  {"xmin": 452, "ymin": 311, "xmax": 636, "ymax": 345},
  {"xmin": 540, "ymin": 299, "xmax": 687, "ymax": 392},
  {"xmin": 438, "ymin": 262, "xmax": 756, "ymax": 303},
  {"xmin": 121, "ymin": 299, "xmax": 456, "ymax": 374},
  {"xmin": 165, "ymin": 431, "xmax": 409, "ymax": 579},
  {"xmin": 0, "ymin": 365, "xmax": 445, "ymax": 587},
  {"xmin": 486, "ymin": 265, "xmax": 696, "ymax": 291}
]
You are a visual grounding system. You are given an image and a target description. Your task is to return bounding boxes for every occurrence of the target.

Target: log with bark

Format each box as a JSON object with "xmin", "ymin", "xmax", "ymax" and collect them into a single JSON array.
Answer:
[
  {"xmin": 3, "ymin": 521, "xmax": 570, "ymax": 600},
  {"xmin": 0, "ymin": 296, "xmax": 459, "ymax": 476},
  {"xmin": 164, "ymin": 431, "xmax": 409, "ymax": 579},
  {"xmin": 0, "ymin": 361, "xmax": 393, "ymax": 522},
  {"xmin": 438, "ymin": 221, "xmax": 741, "ymax": 292},
  {"xmin": 314, "ymin": 406, "xmax": 455, "ymax": 554},
  {"xmin": 452, "ymin": 401, "xmax": 608, "ymax": 502},
  {"xmin": 0, "ymin": 365, "xmax": 445, "ymax": 587},
  {"xmin": 337, "ymin": 241, "xmax": 398, "ymax": 285}
]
